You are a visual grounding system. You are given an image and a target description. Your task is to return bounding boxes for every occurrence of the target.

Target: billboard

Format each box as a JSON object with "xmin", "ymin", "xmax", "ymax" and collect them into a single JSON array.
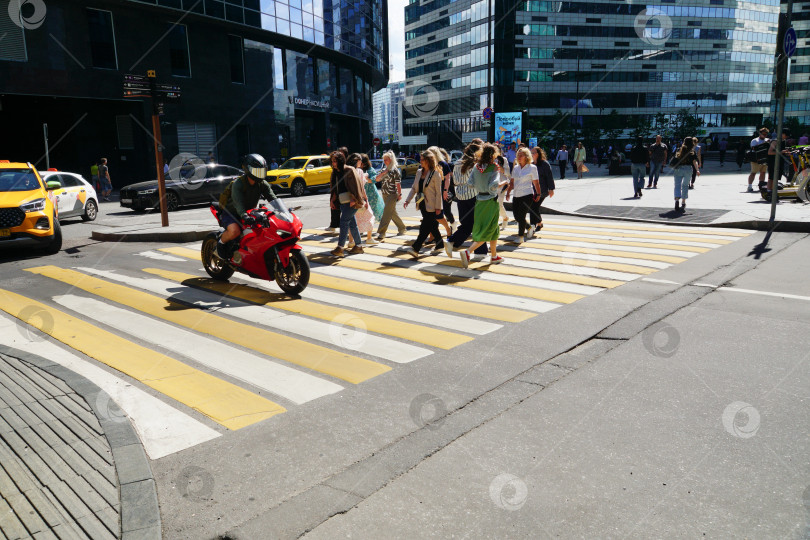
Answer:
[{"xmin": 495, "ymin": 112, "xmax": 523, "ymax": 146}]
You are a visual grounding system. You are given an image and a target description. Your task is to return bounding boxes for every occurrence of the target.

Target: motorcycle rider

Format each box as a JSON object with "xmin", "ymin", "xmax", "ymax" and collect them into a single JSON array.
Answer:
[{"xmin": 217, "ymin": 153, "xmax": 277, "ymax": 259}]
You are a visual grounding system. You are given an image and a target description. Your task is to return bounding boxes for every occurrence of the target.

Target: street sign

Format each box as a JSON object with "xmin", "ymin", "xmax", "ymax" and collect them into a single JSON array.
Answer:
[
  {"xmin": 784, "ymin": 27, "xmax": 797, "ymax": 58},
  {"xmin": 373, "ymin": 137, "xmax": 381, "ymax": 146},
  {"xmin": 483, "ymin": 107, "xmax": 493, "ymax": 120}
]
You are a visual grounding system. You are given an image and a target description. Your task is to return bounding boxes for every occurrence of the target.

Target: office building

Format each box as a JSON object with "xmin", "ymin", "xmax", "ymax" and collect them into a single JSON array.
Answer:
[
  {"xmin": 0, "ymin": 0, "xmax": 388, "ymax": 185},
  {"xmin": 785, "ymin": 0, "xmax": 810, "ymax": 127},
  {"xmin": 372, "ymin": 81, "xmax": 405, "ymax": 142},
  {"xmin": 404, "ymin": 0, "xmax": 781, "ymax": 147}
]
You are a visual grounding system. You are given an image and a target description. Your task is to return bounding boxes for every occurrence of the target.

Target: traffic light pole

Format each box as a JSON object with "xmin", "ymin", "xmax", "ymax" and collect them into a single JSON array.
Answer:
[{"xmin": 770, "ymin": 0, "xmax": 793, "ymax": 224}]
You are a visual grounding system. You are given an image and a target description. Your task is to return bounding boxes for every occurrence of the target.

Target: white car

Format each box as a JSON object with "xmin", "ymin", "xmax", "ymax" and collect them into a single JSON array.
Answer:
[{"xmin": 39, "ymin": 170, "xmax": 99, "ymax": 222}]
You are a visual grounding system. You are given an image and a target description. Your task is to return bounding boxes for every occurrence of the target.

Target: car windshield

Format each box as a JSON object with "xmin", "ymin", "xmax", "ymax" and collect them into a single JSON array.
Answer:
[
  {"xmin": 278, "ymin": 159, "xmax": 308, "ymax": 170},
  {"xmin": 0, "ymin": 169, "xmax": 42, "ymax": 192},
  {"xmin": 267, "ymin": 198, "xmax": 293, "ymax": 223}
]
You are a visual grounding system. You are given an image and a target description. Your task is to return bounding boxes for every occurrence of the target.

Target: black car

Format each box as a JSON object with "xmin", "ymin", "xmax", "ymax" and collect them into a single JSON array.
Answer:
[{"xmin": 119, "ymin": 164, "xmax": 242, "ymax": 211}]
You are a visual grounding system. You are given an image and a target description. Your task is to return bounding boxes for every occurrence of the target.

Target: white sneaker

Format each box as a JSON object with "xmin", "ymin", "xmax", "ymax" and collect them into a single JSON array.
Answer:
[
  {"xmin": 366, "ymin": 239, "xmax": 379, "ymax": 245},
  {"xmin": 517, "ymin": 236, "xmax": 524, "ymax": 244},
  {"xmin": 325, "ymin": 227, "xmax": 336, "ymax": 233},
  {"xmin": 405, "ymin": 247, "xmax": 418, "ymax": 258},
  {"xmin": 444, "ymin": 242, "xmax": 454, "ymax": 258},
  {"xmin": 499, "ymin": 220, "xmax": 507, "ymax": 231},
  {"xmin": 525, "ymin": 227, "xmax": 535, "ymax": 241},
  {"xmin": 459, "ymin": 250, "xmax": 469, "ymax": 269}
]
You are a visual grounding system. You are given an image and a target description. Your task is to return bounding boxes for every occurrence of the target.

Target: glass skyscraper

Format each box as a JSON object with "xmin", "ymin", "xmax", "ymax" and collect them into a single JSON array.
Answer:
[{"xmin": 404, "ymin": 0, "xmax": 782, "ymax": 147}]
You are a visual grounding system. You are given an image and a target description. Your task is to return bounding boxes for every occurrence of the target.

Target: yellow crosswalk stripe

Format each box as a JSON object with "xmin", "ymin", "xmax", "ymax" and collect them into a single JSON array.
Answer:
[
  {"xmin": 508, "ymin": 233, "xmax": 711, "ymax": 253},
  {"xmin": 540, "ymin": 218, "xmax": 751, "ymax": 237},
  {"xmin": 509, "ymin": 225, "xmax": 733, "ymax": 244},
  {"xmin": 141, "ymin": 267, "xmax": 473, "ymax": 349},
  {"xmin": 0, "ymin": 288, "xmax": 284, "ymax": 430},
  {"xmin": 299, "ymin": 240, "xmax": 623, "ymax": 291},
  {"xmin": 303, "ymin": 232, "xmax": 655, "ymax": 275},
  {"xmin": 26, "ymin": 266, "xmax": 391, "ymax": 385},
  {"xmin": 159, "ymin": 247, "xmax": 535, "ymax": 322},
  {"xmin": 346, "ymin": 233, "xmax": 687, "ymax": 265}
]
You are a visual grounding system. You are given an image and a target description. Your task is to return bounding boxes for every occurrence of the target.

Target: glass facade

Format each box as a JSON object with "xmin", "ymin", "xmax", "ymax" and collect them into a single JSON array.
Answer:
[
  {"xmin": 784, "ymin": 0, "xmax": 810, "ymax": 125},
  {"xmin": 127, "ymin": 0, "xmax": 387, "ymax": 74},
  {"xmin": 372, "ymin": 81, "xmax": 405, "ymax": 139},
  {"xmin": 404, "ymin": 0, "xmax": 782, "ymax": 142}
]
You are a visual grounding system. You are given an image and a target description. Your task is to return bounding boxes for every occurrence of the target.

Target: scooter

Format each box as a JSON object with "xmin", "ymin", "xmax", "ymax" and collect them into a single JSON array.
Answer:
[{"xmin": 201, "ymin": 199, "xmax": 310, "ymax": 295}]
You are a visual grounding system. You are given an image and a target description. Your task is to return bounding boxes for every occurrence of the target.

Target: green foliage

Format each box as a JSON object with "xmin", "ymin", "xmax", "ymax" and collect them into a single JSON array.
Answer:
[{"xmin": 672, "ymin": 108, "xmax": 703, "ymax": 141}]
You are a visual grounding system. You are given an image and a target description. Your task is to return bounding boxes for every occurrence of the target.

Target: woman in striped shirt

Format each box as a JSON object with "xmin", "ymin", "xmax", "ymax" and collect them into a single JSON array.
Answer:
[{"xmin": 445, "ymin": 142, "xmax": 488, "ymax": 258}]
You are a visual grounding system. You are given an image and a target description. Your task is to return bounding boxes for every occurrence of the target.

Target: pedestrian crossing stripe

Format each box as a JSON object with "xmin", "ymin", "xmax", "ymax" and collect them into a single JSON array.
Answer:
[
  {"xmin": 539, "ymin": 218, "xmax": 751, "ymax": 237},
  {"xmin": 78, "ymin": 267, "xmax": 432, "ymax": 364},
  {"xmin": 25, "ymin": 266, "xmax": 391, "ymax": 385},
  {"xmin": 52, "ymin": 294, "xmax": 344, "ymax": 405},
  {"xmin": 157, "ymin": 247, "xmax": 535, "ymax": 322},
  {"xmin": 138, "ymin": 267, "xmax": 474, "ymax": 350},
  {"xmin": 299, "ymin": 240, "xmax": 625, "ymax": 290},
  {"xmin": 393, "ymin": 220, "xmax": 716, "ymax": 252},
  {"xmin": 0, "ymin": 288, "xmax": 285, "ymax": 430},
  {"xmin": 402, "ymin": 216, "xmax": 751, "ymax": 240},
  {"xmin": 302, "ymin": 230, "xmax": 657, "ymax": 275},
  {"xmin": 509, "ymin": 225, "xmax": 734, "ymax": 245},
  {"xmin": 219, "ymin": 271, "xmax": 505, "ymax": 334}
]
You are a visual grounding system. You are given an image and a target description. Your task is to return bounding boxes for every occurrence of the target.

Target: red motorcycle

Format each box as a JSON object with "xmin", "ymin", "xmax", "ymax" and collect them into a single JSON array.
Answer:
[{"xmin": 201, "ymin": 199, "xmax": 310, "ymax": 295}]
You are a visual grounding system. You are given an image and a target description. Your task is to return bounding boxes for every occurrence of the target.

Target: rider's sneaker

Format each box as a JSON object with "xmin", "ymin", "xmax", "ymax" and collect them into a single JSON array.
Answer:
[{"xmin": 747, "ymin": 185, "xmax": 754, "ymax": 192}]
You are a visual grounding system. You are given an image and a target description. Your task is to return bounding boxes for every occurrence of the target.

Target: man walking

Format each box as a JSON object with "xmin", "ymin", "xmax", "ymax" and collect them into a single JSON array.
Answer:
[
  {"xmin": 557, "ymin": 145, "xmax": 569, "ymax": 179},
  {"xmin": 647, "ymin": 135, "xmax": 667, "ymax": 188},
  {"xmin": 506, "ymin": 142, "xmax": 517, "ymax": 170},
  {"xmin": 747, "ymin": 128, "xmax": 770, "ymax": 192},
  {"xmin": 98, "ymin": 158, "xmax": 112, "ymax": 201},
  {"xmin": 718, "ymin": 138, "xmax": 728, "ymax": 166}
]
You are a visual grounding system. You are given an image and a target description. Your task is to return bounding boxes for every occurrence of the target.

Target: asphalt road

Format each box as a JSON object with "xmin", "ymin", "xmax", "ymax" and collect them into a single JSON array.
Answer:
[{"xmin": 1, "ymin": 195, "xmax": 807, "ymax": 539}]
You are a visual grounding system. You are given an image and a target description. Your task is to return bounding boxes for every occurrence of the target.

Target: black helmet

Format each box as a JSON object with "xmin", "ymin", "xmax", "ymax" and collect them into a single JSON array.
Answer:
[{"xmin": 243, "ymin": 154, "xmax": 267, "ymax": 182}]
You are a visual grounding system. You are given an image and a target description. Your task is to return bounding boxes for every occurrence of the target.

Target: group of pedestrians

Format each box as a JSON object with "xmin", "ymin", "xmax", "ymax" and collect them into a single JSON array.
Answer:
[{"xmin": 326, "ymin": 139, "xmax": 557, "ymax": 269}]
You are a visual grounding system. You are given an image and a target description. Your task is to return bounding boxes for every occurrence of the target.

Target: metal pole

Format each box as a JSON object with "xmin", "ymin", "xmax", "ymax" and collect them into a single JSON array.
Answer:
[
  {"xmin": 43, "ymin": 124, "xmax": 49, "ymax": 170},
  {"xmin": 574, "ymin": 55, "xmax": 579, "ymax": 143},
  {"xmin": 770, "ymin": 0, "xmax": 793, "ymax": 223},
  {"xmin": 148, "ymin": 71, "xmax": 169, "ymax": 227}
]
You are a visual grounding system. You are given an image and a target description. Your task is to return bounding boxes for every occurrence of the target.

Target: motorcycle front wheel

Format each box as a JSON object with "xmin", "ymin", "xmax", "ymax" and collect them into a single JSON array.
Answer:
[
  {"xmin": 202, "ymin": 234, "xmax": 235, "ymax": 281},
  {"xmin": 275, "ymin": 249, "xmax": 310, "ymax": 295}
]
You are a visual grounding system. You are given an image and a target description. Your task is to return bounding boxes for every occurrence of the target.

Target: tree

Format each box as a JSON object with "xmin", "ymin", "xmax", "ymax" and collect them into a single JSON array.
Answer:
[
  {"xmin": 602, "ymin": 109, "xmax": 623, "ymax": 145},
  {"xmin": 653, "ymin": 113, "xmax": 670, "ymax": 139},
  {"xmin": 672, "ymin": 108, "xmax": 703, "ymax": 141},
  {"xmin": 548, "ymin": 109, "xmax": 574, "ymax": 146},
  {"xmin": 629, "ymin": 116, "xmax": 653, "ymax": 141}
]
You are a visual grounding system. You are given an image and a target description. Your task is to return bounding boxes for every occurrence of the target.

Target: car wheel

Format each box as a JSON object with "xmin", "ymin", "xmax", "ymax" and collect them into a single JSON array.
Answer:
[
  {"xmin": 166, "ymin": 191, "xmax": 180, "ymax": 211},
  {"xmin": 82, "ymin": 199, "xmax": 98, "ymax": 221},
  {"xmin": 43, "ymin": 220, "xmax": 62, "ymax": 255},
  {"xmin": 290, "ymin": 178, "xmax": 306, "ymax": 198}
]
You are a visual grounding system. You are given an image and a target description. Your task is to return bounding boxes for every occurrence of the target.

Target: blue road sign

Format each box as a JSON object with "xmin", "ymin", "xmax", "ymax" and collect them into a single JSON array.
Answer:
[
  {"xmin": 784, "ymin": 27, "xmax": 797, "ymax": 58},
  {"xmin": 483, "ymin": 107, "xmax": 493, "ymax": 120}
]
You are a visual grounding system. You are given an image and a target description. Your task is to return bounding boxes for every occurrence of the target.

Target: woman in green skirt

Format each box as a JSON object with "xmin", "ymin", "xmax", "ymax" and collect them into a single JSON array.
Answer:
[{"xmin": 459, "ymin": 143, "xmax": 508, "ymax": 269}]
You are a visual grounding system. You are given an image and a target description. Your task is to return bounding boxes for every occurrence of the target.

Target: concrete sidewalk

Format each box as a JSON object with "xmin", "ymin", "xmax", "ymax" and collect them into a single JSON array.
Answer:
[{"xmin": 0, "ymin": 348, "xmax": 160, "ymax": 540}]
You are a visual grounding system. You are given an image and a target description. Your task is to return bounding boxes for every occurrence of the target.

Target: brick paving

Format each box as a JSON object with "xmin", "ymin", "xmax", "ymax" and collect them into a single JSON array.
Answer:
[{"xmin": 0, "ymin": 353, "xmax": 120, "ymax": 540}]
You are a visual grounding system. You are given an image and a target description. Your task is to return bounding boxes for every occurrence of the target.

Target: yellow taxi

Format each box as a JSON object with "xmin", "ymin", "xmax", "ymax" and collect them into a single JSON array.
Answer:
[
  {"xmin": 0, "ymin": 161, "xmax": 62, "ymax": 254},
  {"xmin": 267, "ymin": 155, "xmax": 332, "ymax": 197}
]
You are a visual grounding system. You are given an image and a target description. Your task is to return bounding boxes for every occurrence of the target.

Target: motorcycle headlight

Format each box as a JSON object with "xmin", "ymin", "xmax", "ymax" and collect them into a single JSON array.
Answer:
[
  {"xmin": 279, "ymin": 175, "xmax": 291, "ymax": 180},
  {"xmin": 138, "ymin": 188, "xmax": 157, "ymax": 195},
  {"xmin": 20, "ymin": 198, "xmax": 47, "ymax": 213}
]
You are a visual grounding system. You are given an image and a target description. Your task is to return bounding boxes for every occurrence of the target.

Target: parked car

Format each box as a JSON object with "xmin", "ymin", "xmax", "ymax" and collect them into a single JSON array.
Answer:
[
  {"xmin": 119, "ymin": 164, "xmax": 242, "ymax": 212},
  {"xmin": 0, "ymin": 161, "xmax": 62, "ymax": 253},
  {"xmin": 397, "ymin": 158, "xmax": 420, "ymax": 178},
  {"xmin": 39, "ymin": 170, "xmax": 98, "ymax": 222},
  {"xmin": 266, "ymin": 155, "xmax": 332, "ymax": 197}
]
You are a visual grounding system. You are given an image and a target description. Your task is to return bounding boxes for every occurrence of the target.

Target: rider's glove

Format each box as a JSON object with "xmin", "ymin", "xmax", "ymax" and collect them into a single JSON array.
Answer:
[{"xmin": 241, "ymin": 213, "xmax": 254, "ymax": 226}]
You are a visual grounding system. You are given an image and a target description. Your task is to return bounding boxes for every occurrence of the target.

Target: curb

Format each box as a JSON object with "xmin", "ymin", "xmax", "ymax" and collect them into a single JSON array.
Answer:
[
  {"xmin": 503, "ymin": 202, "xmax": 810, "ymax": 232},
  {"xmin": 92, "ymin": 228, "xmax": 217, "ymax": 243},
  {"xmin": 1, "ymin": 346, "xmax": 162, "ymax": 540}
]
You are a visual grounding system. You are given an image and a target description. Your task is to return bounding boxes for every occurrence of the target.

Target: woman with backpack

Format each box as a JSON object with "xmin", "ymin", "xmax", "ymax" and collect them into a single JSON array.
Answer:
[{"xmin": 669, "ymin": 138, "xmax": 700, "ymax": 212}]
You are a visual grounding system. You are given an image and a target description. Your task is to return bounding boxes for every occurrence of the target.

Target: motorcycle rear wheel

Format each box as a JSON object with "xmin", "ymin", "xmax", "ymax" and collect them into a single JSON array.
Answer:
[
  {"xmin": 275, "ymin": 250, "xmax": 310, "ymax": 295},
  {"xmin": 202, "ymin": 235, "xmax": 235, "ymax": 281}
]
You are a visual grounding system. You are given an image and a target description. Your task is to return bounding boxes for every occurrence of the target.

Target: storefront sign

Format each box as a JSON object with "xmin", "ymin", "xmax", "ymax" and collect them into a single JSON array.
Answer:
[
  {"xmin": 494, "ymin": 112, "xmax": 523, "ymax": 146},
  {"xmin": 289, "ymin": 96, "xmax": 331, "ymax": 109}
]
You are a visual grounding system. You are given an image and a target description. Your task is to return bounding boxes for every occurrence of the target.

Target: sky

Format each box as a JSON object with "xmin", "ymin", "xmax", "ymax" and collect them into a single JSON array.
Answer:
[{"xmin": 388, "ymin": 0, "xmax": 406, "ymax": 82}]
